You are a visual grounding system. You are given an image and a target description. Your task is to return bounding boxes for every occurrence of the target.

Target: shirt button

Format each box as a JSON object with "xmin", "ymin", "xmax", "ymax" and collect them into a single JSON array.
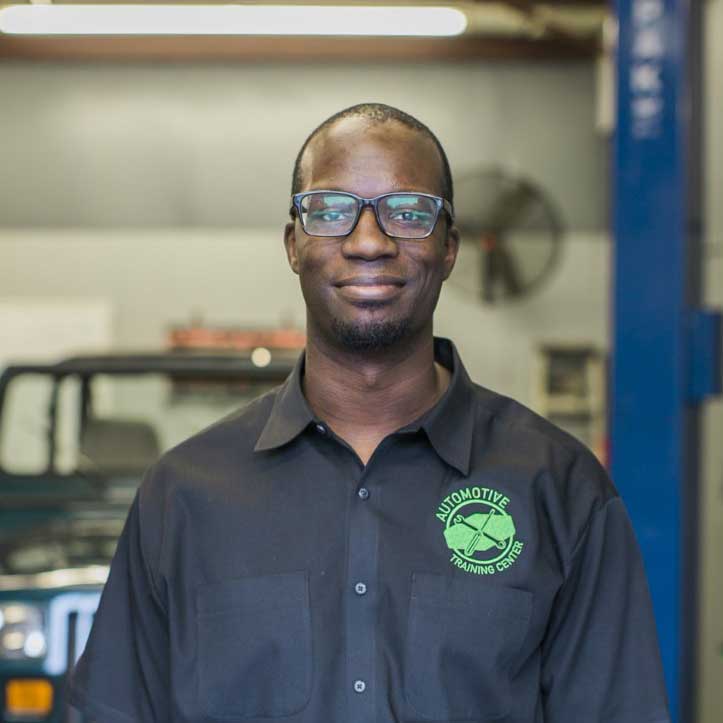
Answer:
[
  {"xmin": 353, "ymin": 679, "xmax": 366, "ymax": 693},
  {"xmin": 315, "ymin": 423, "xmax": 327, "ymax": 434},
  {"xmin": 354, "ymin": 582, "xmax": 367, "ymax": 596},
  {"xmin": 358, "ymin": 487, "xmax": 370, "ymax": 500}
]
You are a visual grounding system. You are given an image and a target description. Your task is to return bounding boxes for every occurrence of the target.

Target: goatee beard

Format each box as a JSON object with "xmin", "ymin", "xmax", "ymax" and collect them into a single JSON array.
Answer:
[{"xmin": 330, "ymin": 313, "xmax": 411, "ymax": 352}]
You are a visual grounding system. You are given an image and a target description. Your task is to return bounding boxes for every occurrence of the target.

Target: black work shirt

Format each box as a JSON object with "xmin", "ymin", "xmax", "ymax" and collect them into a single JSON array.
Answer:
[{"xmin": 70, "ymin": 337, "xmax": 670, "ymax": 723}]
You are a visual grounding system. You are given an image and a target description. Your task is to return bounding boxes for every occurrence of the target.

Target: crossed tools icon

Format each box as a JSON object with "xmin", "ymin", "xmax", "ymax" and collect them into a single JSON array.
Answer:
[{"xmin": 453, "ymin": 511, "xmax": 507, "ymax": 555}]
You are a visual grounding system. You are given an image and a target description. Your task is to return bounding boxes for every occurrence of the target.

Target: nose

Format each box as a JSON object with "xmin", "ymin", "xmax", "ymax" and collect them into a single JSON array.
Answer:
[{"xmin": 341, "ymin": 205, "xmax": 398, "ymax": 260}]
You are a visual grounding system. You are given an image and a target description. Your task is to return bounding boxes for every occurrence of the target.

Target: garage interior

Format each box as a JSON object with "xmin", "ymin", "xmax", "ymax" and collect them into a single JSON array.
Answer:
[{"xmin": 0, "ymin": 1, "xmax": 721, "ymax": 722}]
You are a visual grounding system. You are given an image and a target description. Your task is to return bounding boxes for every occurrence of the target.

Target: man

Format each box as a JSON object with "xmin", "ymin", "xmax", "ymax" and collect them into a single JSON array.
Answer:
[{"xmin": 70, "ymin": 103, "xmax": 670, "ymax": 723}]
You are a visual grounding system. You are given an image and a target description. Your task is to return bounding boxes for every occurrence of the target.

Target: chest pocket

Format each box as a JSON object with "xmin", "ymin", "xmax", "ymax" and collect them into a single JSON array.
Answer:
[
  {"xmin": 196, "ymin": 570, "xmax": 312, "ymax": 720},
  {"xmin": 404, "ymin": 572, "xmax": 532, "ymax": 722}
]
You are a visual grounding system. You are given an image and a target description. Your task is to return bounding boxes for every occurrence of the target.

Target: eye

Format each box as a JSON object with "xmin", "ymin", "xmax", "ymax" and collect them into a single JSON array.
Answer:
[
  {"xmin": 310, "ymin": 209, "xmax": 354, "ymax": 222},
  {"xmin": 303, "ymin": 194, "xmax": 357, "ymax": 225},
  {"xmin": 382, "ymin": 194, "xmax": 438, "ymax": 229},
  {"xmin": 389, "ymin": 209, "xmax": 434, "ymax": 224}
]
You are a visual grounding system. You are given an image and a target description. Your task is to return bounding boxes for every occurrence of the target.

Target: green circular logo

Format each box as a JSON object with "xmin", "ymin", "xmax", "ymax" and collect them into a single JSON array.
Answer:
[{"xmin": 435, "ymin": 486, "xmax": 525, "ymax": 575}]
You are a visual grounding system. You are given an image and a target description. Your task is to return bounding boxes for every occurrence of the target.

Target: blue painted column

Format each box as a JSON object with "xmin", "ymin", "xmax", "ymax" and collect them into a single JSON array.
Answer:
[{"xmin": 612, "ymin": 1, "xmax": 721, "ymax": 721}]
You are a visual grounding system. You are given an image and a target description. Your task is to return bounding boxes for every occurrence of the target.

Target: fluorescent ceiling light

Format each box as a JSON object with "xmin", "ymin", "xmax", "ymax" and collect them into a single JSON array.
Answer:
[{"xmin": 0, "ymin": 4, "xmax": 468, "ymax": 37}]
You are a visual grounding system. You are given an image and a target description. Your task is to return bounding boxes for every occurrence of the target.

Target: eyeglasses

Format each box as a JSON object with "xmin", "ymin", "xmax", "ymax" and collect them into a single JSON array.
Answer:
[{"xmin": 290, "ymin": 190, "xmax": 454, "ymax": 240}]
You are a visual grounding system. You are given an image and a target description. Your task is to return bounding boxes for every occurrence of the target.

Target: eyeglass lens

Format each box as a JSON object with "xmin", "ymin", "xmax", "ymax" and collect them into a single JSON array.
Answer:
[{"xmin": 299, "ymin": 192, "xmax": 439, "ymax": 238}]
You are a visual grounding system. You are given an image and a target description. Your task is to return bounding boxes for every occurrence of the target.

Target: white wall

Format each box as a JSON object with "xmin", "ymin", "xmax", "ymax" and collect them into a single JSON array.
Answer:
[
  {"xmin": 0, "ymin": 61, "xmax": 605, "ymax": 230},
  {"xmin": 0, "ymin": 299, "xmax": 112, "ymax": 366}
]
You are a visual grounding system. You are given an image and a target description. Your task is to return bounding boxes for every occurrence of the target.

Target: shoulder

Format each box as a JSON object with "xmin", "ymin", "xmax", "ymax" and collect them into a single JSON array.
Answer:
[
  {"xmin": 136, "ymin": 385, "xmax": 279, "ymax": 506},
  {"xmin": 468, "ymin": 383, "xmax": 618, "ymax": 558},
  {"xmin": 470, "ymin": 381, "xmax": 589, "ymax": 450}
]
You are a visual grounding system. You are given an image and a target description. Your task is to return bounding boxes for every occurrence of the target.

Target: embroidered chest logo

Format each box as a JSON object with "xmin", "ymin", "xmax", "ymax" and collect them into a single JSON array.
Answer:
[{"xmin": 435, "ymin": 486, "xmax": 525, "ymax": 576}]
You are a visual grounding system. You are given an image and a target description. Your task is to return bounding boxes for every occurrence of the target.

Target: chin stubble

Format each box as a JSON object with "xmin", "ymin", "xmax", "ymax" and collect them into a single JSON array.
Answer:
[{"xmin": 330, "ymin": 308, "xmax": 411, "ymax": 352}]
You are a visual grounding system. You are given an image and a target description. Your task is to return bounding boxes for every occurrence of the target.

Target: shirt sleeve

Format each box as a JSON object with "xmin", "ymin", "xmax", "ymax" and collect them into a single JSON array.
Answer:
[
  {"xmin": 68, "ymin": 487, "xmax": 169, "ymax": 723},
  {"xmin": 540, "ymin": 495, "xmax": 671, "ymax": 723}
]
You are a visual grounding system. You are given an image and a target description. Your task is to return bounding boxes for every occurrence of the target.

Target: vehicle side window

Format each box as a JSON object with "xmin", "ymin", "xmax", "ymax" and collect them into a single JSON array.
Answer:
[
  {"xmin": 0, "ymin": 374, "xmax": 81, "ymax": 475},
  {"xmin": 0, "ymin": 374, "xmax": 54, "ymax": 474}
]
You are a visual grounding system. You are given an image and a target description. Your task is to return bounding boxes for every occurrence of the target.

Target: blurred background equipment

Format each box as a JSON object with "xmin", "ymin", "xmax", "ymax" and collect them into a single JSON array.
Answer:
[
  {"xmin": 531, "ymin": 342, "xmax": 607, "ymax": 464},
  {"xmin": 168, "ymin": 323, "xmax": 305, "ymax": 356},
  {"xmin": 452, "ymin": 167, "xmax": 564, "ymax": 304}
]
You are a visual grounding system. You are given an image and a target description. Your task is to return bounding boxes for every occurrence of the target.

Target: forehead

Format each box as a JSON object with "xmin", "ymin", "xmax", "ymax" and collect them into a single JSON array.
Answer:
[{"xmin": 300, "ymin": 117, "xmax": 444, "ymax": 197}]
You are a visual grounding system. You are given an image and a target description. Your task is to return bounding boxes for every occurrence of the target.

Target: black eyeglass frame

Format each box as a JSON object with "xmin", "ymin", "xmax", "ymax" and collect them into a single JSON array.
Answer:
[{"xmin": 290, "ymin": 190, "xmax": 455, "ymax": 240}]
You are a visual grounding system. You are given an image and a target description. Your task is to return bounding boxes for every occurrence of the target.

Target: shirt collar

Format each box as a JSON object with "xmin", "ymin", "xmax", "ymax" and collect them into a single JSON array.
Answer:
[
  {"xmin": 254, "ymin": 336, "xmax": 476, "ymax": 476},
  {"xmin": 410, "ymin": 337, "xmax": 476, "ymax": 476},
  {"xmin": 253, "ymin": 351, "xmax": 315, "ymax": 453}
]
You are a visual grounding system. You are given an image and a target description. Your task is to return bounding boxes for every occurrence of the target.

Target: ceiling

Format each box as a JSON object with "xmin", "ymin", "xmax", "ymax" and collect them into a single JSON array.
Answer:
[{"xmin": 0, "ymin": 1, "xmax": 609, "ymax": 61}]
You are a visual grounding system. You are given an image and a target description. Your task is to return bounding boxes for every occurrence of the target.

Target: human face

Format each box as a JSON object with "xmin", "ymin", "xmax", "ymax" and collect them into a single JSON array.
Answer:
[{"xmin": 284, "ymin": 118, "xmax": 459, "ymax": 353}]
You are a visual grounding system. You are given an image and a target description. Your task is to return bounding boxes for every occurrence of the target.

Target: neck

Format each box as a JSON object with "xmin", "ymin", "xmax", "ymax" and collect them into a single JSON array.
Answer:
[{"xmin": 302, "ymin": 327, "xmax": 450, "ymax": 454}]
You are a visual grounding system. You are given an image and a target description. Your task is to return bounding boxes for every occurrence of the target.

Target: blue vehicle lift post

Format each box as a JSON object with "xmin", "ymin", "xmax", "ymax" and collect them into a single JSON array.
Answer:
[{"xmin": 612, "ymin": 0, "xmax": 722, "ymax": 721}]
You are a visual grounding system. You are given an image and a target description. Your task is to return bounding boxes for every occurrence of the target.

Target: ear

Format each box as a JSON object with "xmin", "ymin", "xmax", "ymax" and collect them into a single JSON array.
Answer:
[
  {"xmin": 442, "ymin": 223, "xmax": 460, "ymax": 281},
  {"xmin": 283, "ymin": 221, "xmax": 300, "ymax": 275}
]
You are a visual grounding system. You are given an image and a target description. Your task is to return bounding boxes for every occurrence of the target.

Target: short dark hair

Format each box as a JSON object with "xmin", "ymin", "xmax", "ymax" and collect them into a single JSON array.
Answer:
[{"xmin": 290, "ymin": 102, "xmax": 454, "ymax": 211}]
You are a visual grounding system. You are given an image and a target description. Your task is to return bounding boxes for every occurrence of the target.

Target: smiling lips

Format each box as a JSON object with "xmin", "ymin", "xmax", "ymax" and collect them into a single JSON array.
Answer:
[{"xmin": 334, "ymin": 275, "xmax": 406, "ymax": 302}]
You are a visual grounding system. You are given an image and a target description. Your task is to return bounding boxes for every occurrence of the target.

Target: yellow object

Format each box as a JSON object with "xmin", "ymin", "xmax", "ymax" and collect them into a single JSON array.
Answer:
[{"xmin": 5, "ymin": 679, "xmax": 53, "ymax": 717}]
